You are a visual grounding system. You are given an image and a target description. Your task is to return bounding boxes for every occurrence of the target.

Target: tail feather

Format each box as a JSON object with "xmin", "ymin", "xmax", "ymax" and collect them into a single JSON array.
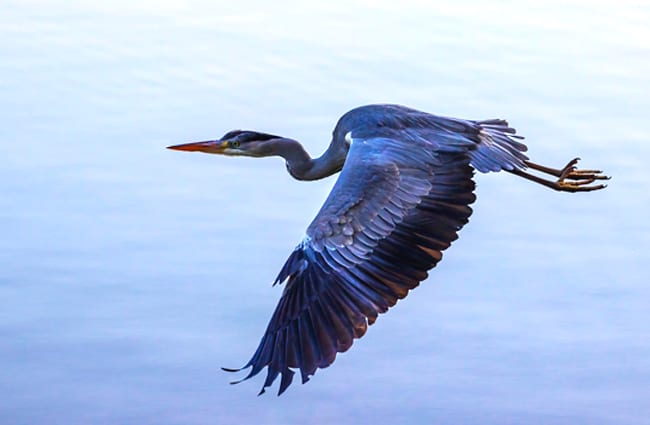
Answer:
[{"xmin": 469, "ymin": 119, "xmax": 529, "ymax": 173}]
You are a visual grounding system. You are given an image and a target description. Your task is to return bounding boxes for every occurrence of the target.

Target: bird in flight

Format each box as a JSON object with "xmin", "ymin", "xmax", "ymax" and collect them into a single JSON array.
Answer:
[{"xmin": 168, "ymin": 104, "xmax": 608, "ymax": 395}]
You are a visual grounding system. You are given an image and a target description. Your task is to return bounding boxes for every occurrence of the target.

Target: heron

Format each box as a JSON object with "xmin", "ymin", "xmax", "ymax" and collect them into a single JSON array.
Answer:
[{"xmin": 167, "ymin": 104, "xmax": 608, "ymax": 395}]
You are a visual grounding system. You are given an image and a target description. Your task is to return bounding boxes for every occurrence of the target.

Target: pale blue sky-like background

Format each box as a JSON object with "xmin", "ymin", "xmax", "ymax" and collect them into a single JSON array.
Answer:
[{"xmin": 1, "ymin": 1, "xmax": 649, "ymax": 424}]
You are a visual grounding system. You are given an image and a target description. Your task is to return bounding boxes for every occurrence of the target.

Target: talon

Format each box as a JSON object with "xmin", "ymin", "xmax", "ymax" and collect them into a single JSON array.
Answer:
[
  {"xmin": 560, "ymin": 165, "xmax": 610, "ymax": 182},
  {"xmin": 559, "ymin": 166, "xmax": 577, "ymax": 181},
  {"xmin": 566, "ymin": 157, "xmax": 580, "ymax": 168},
  {"xmin": 572, "ymin": 178, "xmax": 596, "ymax": 185},
  {"xmin": 559, "ymin": 158, "xmax": 581, "ymax": 180},
  {"xmin": 517, "ymin": 158, "xmax": 609, "ymax": 192},
  {"xmin": 578, "ymin": 169, "xmax": 603, "ymax": 174},
  {"xmin": 557, "ymin": 179, "xmax": 608, "ymax": 192}
]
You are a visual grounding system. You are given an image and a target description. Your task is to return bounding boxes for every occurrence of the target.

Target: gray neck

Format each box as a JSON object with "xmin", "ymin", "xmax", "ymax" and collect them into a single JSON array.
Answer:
[{"xmin": 270, "ymin": 138, "xmax": 348, "ymax": 181}]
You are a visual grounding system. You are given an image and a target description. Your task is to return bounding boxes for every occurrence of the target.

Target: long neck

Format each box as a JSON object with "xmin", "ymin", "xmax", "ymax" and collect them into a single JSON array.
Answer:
[{"xmin": 269, "ymin": 137, "xmax": 348, "ymax": 181}]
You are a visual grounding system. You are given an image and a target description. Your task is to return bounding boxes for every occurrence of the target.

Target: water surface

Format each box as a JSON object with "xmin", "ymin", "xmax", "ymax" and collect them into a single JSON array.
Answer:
[{"xmin": 1, "ymin": 1, "xmax": 649, "ymax": 424}]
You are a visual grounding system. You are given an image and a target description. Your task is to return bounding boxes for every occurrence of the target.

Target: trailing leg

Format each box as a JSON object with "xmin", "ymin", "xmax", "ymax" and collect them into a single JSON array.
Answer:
[{"xmin": 507, "ymin": 158, "xmax": 609, "ymax": 192}]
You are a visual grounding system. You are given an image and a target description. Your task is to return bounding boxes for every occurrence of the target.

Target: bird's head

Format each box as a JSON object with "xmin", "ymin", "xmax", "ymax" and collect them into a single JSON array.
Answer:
[{"xmin": 167, "ymin": 130, "xmax": 284, "ymax": 157}]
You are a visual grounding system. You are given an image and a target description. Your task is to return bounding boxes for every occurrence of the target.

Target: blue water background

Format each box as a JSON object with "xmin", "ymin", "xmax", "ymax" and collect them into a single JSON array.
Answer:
[{"xmin": 1, "ymin": 1, "xmax": 648, "ymax": 423}]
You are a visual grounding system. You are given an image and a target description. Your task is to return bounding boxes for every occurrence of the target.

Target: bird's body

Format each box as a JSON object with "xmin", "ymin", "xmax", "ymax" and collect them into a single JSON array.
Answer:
[{"xmin": 168, "ymin": 104, "xmax": 608, "ymax": 395}]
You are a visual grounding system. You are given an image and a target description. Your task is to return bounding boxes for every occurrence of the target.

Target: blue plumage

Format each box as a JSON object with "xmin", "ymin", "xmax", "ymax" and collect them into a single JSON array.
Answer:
[{"xmin": 168, "ymin": 104, "xmax": 608, "ymax": 396}]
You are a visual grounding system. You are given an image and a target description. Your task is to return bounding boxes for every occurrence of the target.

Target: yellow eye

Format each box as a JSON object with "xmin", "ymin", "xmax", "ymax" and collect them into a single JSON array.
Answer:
[{"xmin": 229, "ymin": 140, "xmax": 240, "ymax": 148}]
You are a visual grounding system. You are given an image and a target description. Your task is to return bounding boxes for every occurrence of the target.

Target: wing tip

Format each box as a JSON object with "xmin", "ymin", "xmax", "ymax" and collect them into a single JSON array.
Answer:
[{"xmin": 221, "ymin": 366, "xmax": 242, "ymax": 373}]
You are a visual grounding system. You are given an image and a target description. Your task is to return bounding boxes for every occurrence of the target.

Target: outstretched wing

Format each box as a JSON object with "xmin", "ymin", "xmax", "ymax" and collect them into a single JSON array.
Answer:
[{"xmin": 226, "ymin": 136, "xmax": 476, "ymax": 395}]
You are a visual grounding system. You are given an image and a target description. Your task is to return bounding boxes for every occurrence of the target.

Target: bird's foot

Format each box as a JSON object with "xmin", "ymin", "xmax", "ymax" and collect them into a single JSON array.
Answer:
[
  {"xmin": 558, "ymin": 157, "xmax": 610, "ymax": 182},
  {"xmin": 511, "ymin": 158, "xmax": 610, "ymax": 192},
  {"xmin": 555, "ymin": 158, "xmax": 610, "ymax": 192}
]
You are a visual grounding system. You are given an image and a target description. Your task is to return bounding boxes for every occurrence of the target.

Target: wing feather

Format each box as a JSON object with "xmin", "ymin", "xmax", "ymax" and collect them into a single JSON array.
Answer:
[{"xmin": 226, "ymin": 135, "xmax": 475, "ymax": 395}]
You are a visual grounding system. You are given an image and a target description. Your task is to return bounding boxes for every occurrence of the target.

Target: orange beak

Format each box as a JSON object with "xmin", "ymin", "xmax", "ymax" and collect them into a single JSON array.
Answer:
[{"xmin": 166, "ymin": 140, "xmax": 228, "ymax": 154}]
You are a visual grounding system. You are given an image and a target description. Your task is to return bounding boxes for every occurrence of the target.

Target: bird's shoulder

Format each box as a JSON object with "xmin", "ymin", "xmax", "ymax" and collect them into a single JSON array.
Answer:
[
  {"xmin": 305, "ymin": 135, "xmax": 439, "ymax": 256},
  {"xmin": 332, "ymin": 104, "xmax": 479, "ymax": 151}
]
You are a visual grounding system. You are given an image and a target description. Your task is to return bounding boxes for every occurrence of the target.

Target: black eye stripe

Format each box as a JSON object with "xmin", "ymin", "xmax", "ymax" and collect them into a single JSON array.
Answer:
[
  {"xmin": 252, "ymin": 133, "xmax": 280, "ymax": 141},
  {"xmin": 222, "ymin": 129, "xmax": 243, "ymax": 140},
  {"xmin": 221, "ymin": 130, "xmax": 281, "ymax": 142}
]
